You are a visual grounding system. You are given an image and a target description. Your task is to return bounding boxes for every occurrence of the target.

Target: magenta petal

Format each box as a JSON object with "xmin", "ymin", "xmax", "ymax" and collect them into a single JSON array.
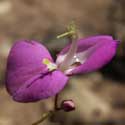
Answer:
[
  {"xmin": 6, "ymin": 40, "xmax": 53, "ymax": 96},
  {"xmin": 57, "ymin": 35, "xmax": 119, "ymax": 75},
  {"xmin": 13, "ymin": 70, "xmax": 68, "ymax": 102}
]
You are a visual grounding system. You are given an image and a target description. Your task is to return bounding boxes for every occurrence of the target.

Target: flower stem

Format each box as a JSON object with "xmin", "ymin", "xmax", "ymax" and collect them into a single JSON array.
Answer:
[
  {"xmin": 32, "ymin": 94, "xmax": 61, "ymax": 125},
  {"xmin": 54, "ymin": 94, "xmax": 58, "ymax": 110},
  {"xmin": 32, "ymin": 111, "xmax": 53, "ymax": 125},
  {"xmin": 54, "ymin": 94, "xmax": 61, "ymax": 110}
]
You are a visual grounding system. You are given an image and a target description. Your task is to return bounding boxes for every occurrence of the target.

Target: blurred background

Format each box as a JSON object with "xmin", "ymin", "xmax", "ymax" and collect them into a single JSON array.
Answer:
[{"xmin": 0, "ymin": 0, "xmax": 125, "ymax": 125}]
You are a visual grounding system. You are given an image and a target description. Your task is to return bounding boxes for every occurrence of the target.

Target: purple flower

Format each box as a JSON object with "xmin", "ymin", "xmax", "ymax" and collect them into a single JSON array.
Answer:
[{"xmin": 5, "ymin": 35, "xmax": 118, "ymax": 102}]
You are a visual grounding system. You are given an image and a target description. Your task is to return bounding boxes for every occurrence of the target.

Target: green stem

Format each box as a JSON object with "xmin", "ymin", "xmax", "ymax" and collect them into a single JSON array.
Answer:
[
  {"xmin": 32, "ymin": 94, "xmax": 61, "ymax": 125},
  {"xmin": 32, "ymin": 111, "xmax": 53, "ymax": 125}
]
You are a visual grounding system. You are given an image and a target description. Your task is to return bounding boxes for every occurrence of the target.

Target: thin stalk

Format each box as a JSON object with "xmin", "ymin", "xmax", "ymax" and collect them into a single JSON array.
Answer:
[
  {"xmin": 32, "ymin": 94, "xmax": 61, "ymax": 125},
  {"xmin": 54, "ymin": 94, "xmax": 58, "ymax": 110},
  {"xmin": 59, "ymin": 35, "xmax": 78, "ymax": 71},
  {"xmin": 32, "ymin": 111, "xmax": 53, "ymax": 125},
  {"xmin": 54, "ymin": 94, "xmax": 61, "ymax": 110}
]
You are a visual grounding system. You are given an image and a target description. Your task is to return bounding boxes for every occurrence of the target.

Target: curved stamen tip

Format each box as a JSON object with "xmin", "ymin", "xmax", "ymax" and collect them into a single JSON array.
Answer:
[
  {"xmin": 67, "ymin": 21, "xmax": 76, "ymax": 33},
  {"xmin": 56, "ymin": 21, "xmax": 77, "ymax": 39}
]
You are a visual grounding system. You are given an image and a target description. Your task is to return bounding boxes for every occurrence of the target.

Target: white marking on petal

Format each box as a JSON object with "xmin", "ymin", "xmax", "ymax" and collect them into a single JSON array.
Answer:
[{"xmin": 56, "ymin": 54, "xmax": 67, "ymax": 65}]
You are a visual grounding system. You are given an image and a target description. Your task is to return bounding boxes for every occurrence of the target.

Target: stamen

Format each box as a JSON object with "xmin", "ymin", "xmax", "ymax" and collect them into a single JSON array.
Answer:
[
  {"xmin": 56, "ymin": 31, "xmax": 74, "ymax": 39},
  {"xmin": 56, "ymin": 21, "xmax": 77, "ymax": 39},
  {"xmin": 43, "ymin": 58, "xmax": 57, "ymax": 71},
  {"xmin": 56, "ymin": 22, "xmax": 78, "ymax": 71}
]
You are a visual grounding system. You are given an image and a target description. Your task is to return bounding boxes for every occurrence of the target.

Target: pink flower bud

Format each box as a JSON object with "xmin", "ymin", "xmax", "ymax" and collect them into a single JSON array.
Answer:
[{"xmin": 61, "ymin": 100, "xmax": 75, "ymax": 112}]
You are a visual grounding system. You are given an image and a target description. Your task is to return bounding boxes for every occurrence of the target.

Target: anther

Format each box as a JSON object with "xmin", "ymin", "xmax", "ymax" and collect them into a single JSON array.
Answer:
[{"xmin": 56, "ymin": 21, "xmax": 77, "ymax": 39}]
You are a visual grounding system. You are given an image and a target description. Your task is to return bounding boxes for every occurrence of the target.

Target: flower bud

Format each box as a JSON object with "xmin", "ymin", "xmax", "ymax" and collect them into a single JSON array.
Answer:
[{"xmin": 61, "ymin": 100, "xmax": 75, "ymax": 112}]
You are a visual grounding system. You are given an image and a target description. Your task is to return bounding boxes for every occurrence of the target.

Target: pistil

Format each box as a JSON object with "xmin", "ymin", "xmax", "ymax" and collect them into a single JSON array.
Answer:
[{"xmin": 56, "ymin": 22, "xmax": 79, "ymax": 71}]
